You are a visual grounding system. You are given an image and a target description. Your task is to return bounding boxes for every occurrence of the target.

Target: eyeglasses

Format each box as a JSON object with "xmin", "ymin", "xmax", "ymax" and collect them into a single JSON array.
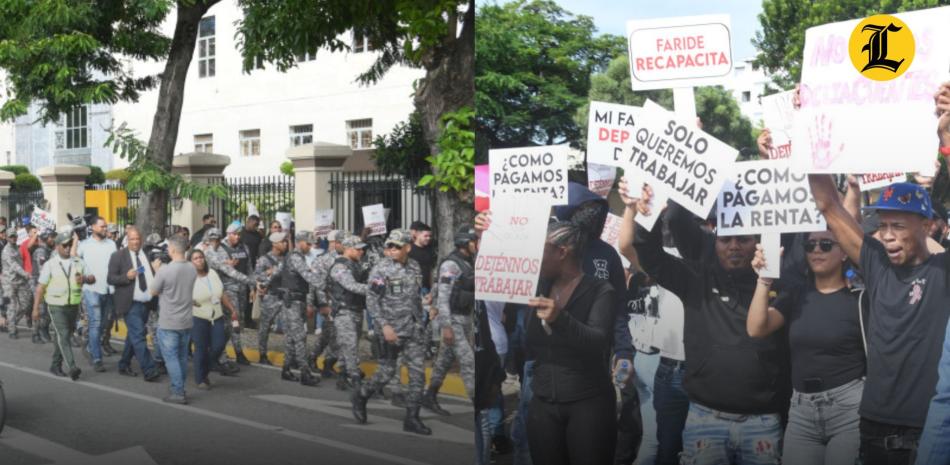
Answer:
[{"xmin": 803, "ymin": 239, "xmax": 837, "ymax": 253}]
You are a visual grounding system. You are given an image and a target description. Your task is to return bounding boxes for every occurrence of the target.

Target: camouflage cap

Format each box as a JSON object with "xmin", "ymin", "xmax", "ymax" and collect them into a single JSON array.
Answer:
[
  {"xmin": 225, "ymin": 222, "xmax": 242, "ymax": 234},
  {"xmin": 106, "ymin": 223, "xmax": 118, "ymax": 234},
  {"xmin": 145, "ymin": 233, "xmax": 163, "ymax": 247},
  {"xmin": 341, "ymin": 234, "xmax": 366, "ymax": 249},
  {"xmin": 5, "ymin": 226, "xmax": 16, "ymax": 237},
  {"xmin": 54, "ymin": 226, "xmax": 74, "ymax": 245},
  {"xmin": 39, "ymin": 228, "xmax": 56, "ymax": 240},
  {"xmin": 203, "ymin": 227, "xmax": 222, "ymax": 241},
  {"xmin": 295, "ymin": 230, "xmax": 313, "ymax": 243},
  {"xmin": 327, "ymin": 230, "xmax": 342, "ymax": 242},
  {"xmin": 385, "ymin": 228, "xmax": 411, "ymax": 248}
]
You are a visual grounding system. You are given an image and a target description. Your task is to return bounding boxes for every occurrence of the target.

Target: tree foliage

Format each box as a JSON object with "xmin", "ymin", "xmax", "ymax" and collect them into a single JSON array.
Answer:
[
  {"xmin": 476, "ymin": 0, "xmax": 625, "ymax": 149},
  {"xmin": 419, "ymin": 106, "xmax": 475, "ymax": 194},
  {"xmin": 577, "ymin": 56, "xmax": 757, "ymax": 155},
  {"xmin": 279, "ymin": 160, "xmax": 294, "ymax": 177},
  {"xmin": 0, "ymin": 165, "xmax": 31, "ymax": 177},
  {"xmin": 105, "ymin": 168, "xmax": 130, "ymax": 184},
  {"xmin": 752, "ymin": 0, "xmax": 950, "ymax": 91},
  {"xmin": 12, "ymin": 173, "xmax": 41, "ymax": 192},
  {"xmin": 85, "ymin": 165, "xmax": 105, "ymax": 187},
  {"xmin": 372, "ymin": 111, "xmax": 430, "ymax": 176}
]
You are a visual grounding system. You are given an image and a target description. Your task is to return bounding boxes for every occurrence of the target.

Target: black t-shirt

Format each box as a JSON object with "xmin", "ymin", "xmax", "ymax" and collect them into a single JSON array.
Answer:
[
  {"xmin": 240, "ymin": 229, "xmax": 263, "ymax": 269},
  {"xmin": 773, "ymin": 284, "xmax": 865, "ymax": 393},
  {"xmin": 860, "ymin": 234, "xmax": 950, "ymax": 427},
  {"xmin": 409, "ymin": 243, "xmax": 437, "ymax": 289}
]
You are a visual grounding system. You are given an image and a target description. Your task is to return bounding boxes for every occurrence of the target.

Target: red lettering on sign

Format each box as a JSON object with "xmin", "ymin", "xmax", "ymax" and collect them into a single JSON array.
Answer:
[
  {"xmin": 598, "ymin": 127, "xmax": 630, "ymax": 144},
  {"xmin": 510, "ymin": 217, "xmax": 528, "ymax": 226}
]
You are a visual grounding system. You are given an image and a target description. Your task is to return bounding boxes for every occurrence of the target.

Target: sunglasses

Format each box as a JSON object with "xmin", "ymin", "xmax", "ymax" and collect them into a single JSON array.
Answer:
[{"xmin": 803, "ymin": 239, "xmax": 837, "ymax": 253}]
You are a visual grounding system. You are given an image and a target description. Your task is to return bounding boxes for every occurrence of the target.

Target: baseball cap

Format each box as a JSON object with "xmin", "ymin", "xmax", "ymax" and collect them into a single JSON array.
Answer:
[
  {"xmin": 269, "ymin": 231, "xmax": 287, "ymax": 242},
  {"xmin": 107, "ymin": 223, "xmax": 118, "ymax": 234},
  {"xmin": 226, "ymin": 222, "xmax": 242, "ymax": 234},
  {"xmin": 203, "ymin": 227, "xmax": 222, "ymax": 241},
  {"xmin": 39, "ymin": 228, "xmax": 56, "ymax": 240},
  {"xmin": 341, "ymin": 235, "xmax": 367, "ymax": 249},
  {"xmin": 863, "ymin": 182, "xmax": 933, "ymax": 219},
  {"xmin": 295, "ymin": 230, "xmax": 313, "ymax": 243},
  {"xmin": 5, "ymin": 226, "xmax": 16, "ymax": 237},
  {"xmin": 327, "ymin": 230, "xmax": 342, "ymax": 242},
  {"xmin": 55, "ymin": 226, "xmax": 74, "ymax": 245},
  {"xmin": 385, "ymin": 229, "xmax": 411, "ymax": 247},
  {"xmin": 454, "ymin": 225, "xmax": 478, "ymax": 247}
]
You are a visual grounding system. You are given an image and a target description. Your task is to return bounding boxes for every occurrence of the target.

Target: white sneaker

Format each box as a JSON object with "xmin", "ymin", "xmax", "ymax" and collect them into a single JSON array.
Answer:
[{"xmin": 501, "ymin": 373, "xmax": 520, "ymax": 396}]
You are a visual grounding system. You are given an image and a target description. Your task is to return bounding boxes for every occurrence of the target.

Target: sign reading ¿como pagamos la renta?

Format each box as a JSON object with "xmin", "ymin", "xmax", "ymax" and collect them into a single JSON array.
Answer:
[
  {"xmin": 475, "ymin": 202, "xmax": 549, "ymax": 304},
  {"xmin": 489, "ymin": 145, "xmax": 569, "ymax": 206}
]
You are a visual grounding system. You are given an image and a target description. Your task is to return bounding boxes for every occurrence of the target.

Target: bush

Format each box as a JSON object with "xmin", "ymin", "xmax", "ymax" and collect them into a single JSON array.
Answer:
[
  {"xmin": 105, "ymin": 168, "xmax": 130, "ymax": 184},
  {"xmin": 280, "ymin": 161, "xmax": 294, "ymax": 177},
  {"xmin": 85, "ymin": 165, "xmax": 105, "ymax": 186},
  {"xmin": 12, "ymin": 173, "xmax": 41, "ymax": 192},
  {"xmin": 0, "ymin": 165, "xmax": 30, "ymax": 177}
]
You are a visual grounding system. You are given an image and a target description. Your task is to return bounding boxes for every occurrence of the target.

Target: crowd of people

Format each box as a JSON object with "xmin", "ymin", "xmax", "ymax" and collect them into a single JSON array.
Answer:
[
  {"xmin": 0, "ymin": 209, "xmax": 479, "ymax": 437},
  {"xmin": 473, "ymin": 82, "xmax": 950, "ymax": 465}
]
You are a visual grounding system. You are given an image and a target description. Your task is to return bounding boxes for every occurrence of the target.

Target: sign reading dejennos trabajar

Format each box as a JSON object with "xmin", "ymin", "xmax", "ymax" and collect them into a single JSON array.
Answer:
[{"xmin": 626, "ymin": 14, "xmax": 733, "ymax": 91}]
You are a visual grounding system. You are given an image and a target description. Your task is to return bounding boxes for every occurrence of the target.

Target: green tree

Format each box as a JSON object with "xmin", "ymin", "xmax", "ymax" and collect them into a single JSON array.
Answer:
[
  {"xmin": 752, "ymin": 0, "xmax": 950, "ymax": 91},
  {"xmin": 476, "ymin": 0, "xmax": 625, "ymax": 150},
  {"xmin": 105, "ymin": 168, "xmax": 130, "ymax": 184},
  {"xmin": 12, "ymin": 173, "xmax": 41, "ymax": 192},
  {"xmin": 0, "ymin": 165, "xmax": 30, "ymax": 177},
  {"xmin": 372, "ymin": 111, "xmax": 431, "ymax": 177},
  {"xmin": 576, "ymin": 56, "xmax": 756, "ymax": 155},
  {"xmin": 85, "ymin": 165, "xmax": 106, "ymax": 187},
  {"xmin": 279, "ymin": 161, "xmax": 294, "ymax": 177}
]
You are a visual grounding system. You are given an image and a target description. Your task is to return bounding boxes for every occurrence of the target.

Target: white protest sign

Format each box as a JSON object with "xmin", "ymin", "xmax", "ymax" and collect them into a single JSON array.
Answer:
[
  {"xmin": 314, "ymin": 209, "xmax": 334, "ymax": 237},
  {"xmin": 275, "ymin": 212, "xmax": 292, "ymax": 233},
  {"xmin": 30, "ymin": 207, "xmax": 56, "ymax": 231},
  {"xmin": 600, "ymin": 213, "xmax": 631, "ymax": 269},
  {"xmin": 791, "ymin": 7, "xmax": 950, "ymax": 173},
  {"xmin": 624, "ymin": 100, "xmax": 737, "ymax": 220},
  {"xmin": 475, "ymin": 203, "xmax": 549, "ymax": 304},
  {"xmin": 859, "ymin": 172, "xmax": 904, "ymax": 191},
  {"xmin": 626, "ymin": 15, "xmax": 733, "ymax": 91},
  {"xmin": 247, "ymin": 203, "xmax": 259, "ymax": 218},
  {"xmin": 15, "ymin": 229, "xmax": 27, "ymax": 246},
  {"xmin": 586, "ymin": 101, "xmax": 642, "ymax": 168},
  {"xmin": 760, "ymin": 90, "xmax": 796, "ymax": 160},
  {"xmin": 758, "ymin": 233, "xmax": 782, "ymax": 279},
  {"xmin": 361, "ymin": 204, "xmax": 387, "ymax": 237},
  {"xmin": 717, "ymin": 160, "xmax": 825, "ymax": 236},
  {"xmin": 587, "ymin": 163, "xmax": 617, "ymax": 198},
  {"xmin": 489, "ymin": 145, "xmax": 568, "ymax": 205}
]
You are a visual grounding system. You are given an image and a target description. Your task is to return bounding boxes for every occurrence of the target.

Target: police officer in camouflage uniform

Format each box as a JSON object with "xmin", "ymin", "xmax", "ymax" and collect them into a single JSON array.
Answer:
[
  {"xmin": 328, "ymin": 234, "xmax": 369, "ymax": 391},
  {"xmin": 30, "ymin": 228, "xmax": 56, "ymax": 344},
  {"xmin": 205, "ymin": 226, "xmax": 256, "ymax": 366},
  {"xmin": 308, "ymin": 229, "xmax": 343, "ymax": 376},
  {"xmin": 3, "ymin": 226, "xmax": 33, "ymax": 339},
  {"xmin": 255, "ymin": 231, "xmax": 288, "ymax": 366},
  {"xmin": 351, "ymin": 229, "xmax": 432, "ymax": 435},
  {"xmin": 423, "ymin": 226, "xmax": 478, "ymax": 415},
  {"xmin": 0, "ymin": 228, "xmax": 8, "ymax": 332}
]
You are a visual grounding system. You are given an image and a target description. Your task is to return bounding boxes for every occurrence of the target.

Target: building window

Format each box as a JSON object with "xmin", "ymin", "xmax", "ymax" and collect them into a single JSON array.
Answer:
[
  {"xmin": 346, "ymin": 119, "xmax": 372, "ymax": 149},
  {"xmin": 289, "ymin": 124, "xmax": 313, "ymax": 146},
  {"xmin": 295, "ymin": 51, "xmax": 316, "ymax": 62},
  {"xmin": 55, "ymin": 106, "xmax": 88, "ymax": 150},
  {"xmin": 239, "ymin": 129, "xmax": 261, "ymax": 157},
  {"xmin": 194, "ymin": 133, "xmax": 213, "ymax": 153},
  {"xmin": 198, "ymin": 16, "xmax": 215, "ymax": 78},
  {"xmin": 352, "ymin": 31, "xmax": 370, "ymax": 53},
  {"xmin": 741, "ymin": 91, "xmax": 751, "ymax": 102}
]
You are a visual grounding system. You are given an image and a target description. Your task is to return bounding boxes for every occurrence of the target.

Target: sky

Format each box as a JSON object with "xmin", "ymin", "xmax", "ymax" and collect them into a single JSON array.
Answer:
[{"xmin": 522, "ymin": 0, "xmax": 765, "ymax": 60}]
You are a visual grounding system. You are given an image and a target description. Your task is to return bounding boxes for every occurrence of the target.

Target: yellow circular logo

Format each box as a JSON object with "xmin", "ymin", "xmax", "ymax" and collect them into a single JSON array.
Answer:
[{"xmin": 849, "ymin": 14, "xmax": 914, "ymax": 81}]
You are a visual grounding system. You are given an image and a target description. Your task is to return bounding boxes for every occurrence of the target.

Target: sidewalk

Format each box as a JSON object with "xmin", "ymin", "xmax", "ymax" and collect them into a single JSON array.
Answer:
[{"xmin": 106, "ymin": 320, "xmax": 469, "ymax": 398}]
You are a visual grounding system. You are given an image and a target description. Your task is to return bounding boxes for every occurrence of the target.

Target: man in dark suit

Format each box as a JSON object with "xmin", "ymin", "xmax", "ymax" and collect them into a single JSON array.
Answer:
[{"xmin": 108, "ymin": 227, "xmax": 162, "ymax": 381}]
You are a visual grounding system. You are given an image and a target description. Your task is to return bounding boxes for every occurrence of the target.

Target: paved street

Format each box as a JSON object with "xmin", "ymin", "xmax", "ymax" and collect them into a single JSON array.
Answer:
[{"xmin": 0, "ymin": 330, "xmax": 474, "ymax": 465}]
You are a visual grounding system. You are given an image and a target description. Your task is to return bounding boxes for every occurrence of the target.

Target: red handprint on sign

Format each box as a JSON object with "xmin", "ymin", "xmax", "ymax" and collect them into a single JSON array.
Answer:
[{"xmin": 809, "ymin": 114, "xmax": 846, "ymax": 170}]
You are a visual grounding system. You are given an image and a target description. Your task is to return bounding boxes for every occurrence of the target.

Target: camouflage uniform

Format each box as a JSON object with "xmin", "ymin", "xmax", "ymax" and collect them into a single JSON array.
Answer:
[
  {"xmin": 328, "ymin": 250, "xmax": 369, "ymax": 382},
  {"xmin": 255, "ymin": 251, "xmax": 284, "ymax": 358},
  {"xmin": 205, "ymin": 242, "xmax": 255, "ymax": 357},
  {"xmin": 429, "ymin": 251, "xmax": 476, "ymax": 398},
  {"xmin": 309, "ymin": 248, "xmax": 338, "ymax": 364},
  {"xmin": 273, "ymin": 242, "xmax": 325, "ymax": 384},
  {"xmin": 3, "ymin": 232, "xmax": 33, "ymax": 337},
  {"xmin": 31, "ymin": 240, "xmax": 53, "ymax": 341}
]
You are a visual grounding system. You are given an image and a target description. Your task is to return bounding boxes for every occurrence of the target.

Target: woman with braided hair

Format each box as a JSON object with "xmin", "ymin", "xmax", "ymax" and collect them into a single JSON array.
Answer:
[{"xmin": 525, "ymin": 220, "xmax": 618, "ymax": 465}]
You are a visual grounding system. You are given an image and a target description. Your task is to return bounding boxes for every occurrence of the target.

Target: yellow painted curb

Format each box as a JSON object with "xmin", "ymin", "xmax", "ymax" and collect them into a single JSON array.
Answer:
[{"xmin": 108, "ymin": 320, "xmax": 468, "ymax": 398}]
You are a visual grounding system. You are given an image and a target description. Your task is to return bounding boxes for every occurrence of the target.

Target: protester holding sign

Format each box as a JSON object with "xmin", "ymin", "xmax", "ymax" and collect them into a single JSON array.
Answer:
[
  {"xmin": 628, "ymin": 182, "xmax": 788, "ymax": 465},
  {"xmin": 746, "ymin": 230, "xmax": 866, "ymax": 465},
  {"xmin": 525, "ymin": 220, "xmax": 617, "ymax": 465}
]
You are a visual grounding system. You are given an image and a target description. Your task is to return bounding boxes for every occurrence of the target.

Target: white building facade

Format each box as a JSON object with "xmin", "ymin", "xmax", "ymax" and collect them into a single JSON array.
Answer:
[
  {"xmin": 15, "ymin": 0, "xmax": 422, "ymax": 177},
  {"xmin": 724, "ymin": 57, "xmax": 769, "ymax": 126}
]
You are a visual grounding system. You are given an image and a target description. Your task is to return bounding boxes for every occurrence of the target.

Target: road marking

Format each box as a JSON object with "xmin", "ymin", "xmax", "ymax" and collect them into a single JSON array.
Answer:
[
  {"xmin": 2, "ymin": 427, "xmax": 157, "ymax": 465},
  {"xmin": 0, "ymin": 360, "xmax": 437, "ymax": 465},
  {"xmin": 255, "ymin": 395, "xmax": 474, "ymax": 444}
]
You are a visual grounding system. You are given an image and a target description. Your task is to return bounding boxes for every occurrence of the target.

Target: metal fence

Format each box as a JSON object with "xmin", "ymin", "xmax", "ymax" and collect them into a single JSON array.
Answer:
[
  {"xmin": 209, "ymin": 175, "xmax": 295, "ymax": 228},
  {"xmin": 329, "ymin": 170, "xmax": 434, "ymax": 235},
  {"xmin": 6, "ymin": 190, "xmax": 46, "ymax": 226}
]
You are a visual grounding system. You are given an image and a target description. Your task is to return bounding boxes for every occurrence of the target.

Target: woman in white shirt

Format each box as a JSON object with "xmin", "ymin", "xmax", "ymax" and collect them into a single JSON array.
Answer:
[{"xmin": 188, "ymin": 249, "xmax": 237, "ymax": 390}]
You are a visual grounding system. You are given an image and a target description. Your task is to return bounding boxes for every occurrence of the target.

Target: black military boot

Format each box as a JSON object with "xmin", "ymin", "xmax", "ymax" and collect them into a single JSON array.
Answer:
[
  {"xmin": 403, "ymin": 407, "xmax": 432, "ymax": 435},
  {"xmin": 40, "ymin": 324, "xmax": 52, "ymax": 343},
  {"xmin": 350, "ymin": 378, "xmax": 369, "ymax": 424},
  {"xmin": 299, "ymin": 367, "xmax": 321, "ymax": 387},
  {"xmin": 235, "ymin": 351, "xmax": 251, "ymax": 366},
  {"xmin": 320, "ymin": 357, "xmax": 337, "ymax": 378},
  {"xmin": 281, "ymin": 364, "xmax": 299, "ymax": 382},
  {"xmin": 390, "ymin": 391, "xmax": 407, "ymax": 408},
  {"xmin": 336, "ymin": 373, "xmax": 350, "ymax": 391},
  {"xmin": 422, "ymin": 385, "xmax": 451, "ymax": 416},
  {"xmin": 50, "ymin": 364, "xmax": 67, "ymax": 377},
  {"xmin": 101, "ymin": 337, "xmax": 116, "ymax": 356},
  {"xmin": 258, "ymin": 350, "xmax": 272, "ymax": 366}
]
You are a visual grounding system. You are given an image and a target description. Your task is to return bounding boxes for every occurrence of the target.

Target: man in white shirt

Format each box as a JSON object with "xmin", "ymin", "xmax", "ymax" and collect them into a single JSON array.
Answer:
[
  {"xmin": 73, "ymin": 216, "xmax": 117, "ymax": 372},
  {"xmin": 107, "ymin": 227, "xmax": 162, "ymax": 381}
]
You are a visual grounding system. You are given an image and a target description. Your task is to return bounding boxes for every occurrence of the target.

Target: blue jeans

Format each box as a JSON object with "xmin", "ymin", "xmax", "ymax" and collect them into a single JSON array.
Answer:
[
  {"xmin": 487, "ymin": 353, "xmax": 506, "ymax": 438},
  {"xmin": 783, "ymin": 379, "xmax": 862, "ymax": 465},
  {"xmin": 680, "ymin": 403, "xmax": 782, "ymax": 465},
  {"xmin": 191, "ymin": 317, "xmax": 226, "ymax": 383},
  {"xmin": 654, "ymin": 357, "xmax": 689, "ymax": 465},
  {"xmin": 476, "ymin": 408, "xmax": 493, "ymax": 465},
  {"xmin": 119, "ymin": 301, "xmax": 156, "ymax": 375},
  {"xmin": 917, "ymin": 316, "xmax": 950, "ymax": 465},
  {"xmin": 633, "ymin": 353, "xmax": 660, "ymax": 465},
  {"xmin": 82, "ymin": 290, "xmax": 113, "ymax": 362},
  {"xmin": 512, "ymin": 359, "xmax": 534, "ymax": 465},
  {"xmin": 158, "ymin": 328, "xmax": 191, "ymax": 396}
]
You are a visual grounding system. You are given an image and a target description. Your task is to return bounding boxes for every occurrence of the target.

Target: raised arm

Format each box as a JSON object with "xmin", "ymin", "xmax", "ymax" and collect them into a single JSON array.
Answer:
[
  {"xmin": 617, "ymin": 179, "xmax": 642, "ymax": 269},
  {"xmin": 747, "ymin": 244, "xmax": 787, "ymax": 338},
  {"xmin": 631, "ymin": 185, "xmax": 698, "ymax": 301},
  {"xmin": 809, "ymin": 174, "xmax": 864, "ymax": 263}
]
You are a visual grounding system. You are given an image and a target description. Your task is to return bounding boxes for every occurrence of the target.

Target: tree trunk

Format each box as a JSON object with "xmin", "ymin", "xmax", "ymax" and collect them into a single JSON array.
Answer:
[
  {"xmin": 415, "ymin": 0, "xmax": 475, "ymax": 258},
  {"xmin": 137, "ymin": 1, "xmax": 217, "ymax": 237}
]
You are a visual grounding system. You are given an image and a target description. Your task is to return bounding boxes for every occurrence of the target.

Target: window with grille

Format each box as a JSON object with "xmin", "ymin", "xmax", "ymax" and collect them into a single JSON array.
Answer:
[
  {"xmin": 352, "ymin": 31, "xmax": 371, "ymax": 53},
  {"xmin": 346, "ymin": 119, "xmax": 373, "ymax": 149},
  {"xmin": 198, "ymin": 16, "xmax": 215, "ymax": 78},
  {"xmin": 55, "ymin": 106, "xmax": 88, "ymax": 150},
  {"xmin": 289, "ymin": 124, "xmax": 313, "ymax": 146},
  {"xmin": 194, "ymin": 134, "xmax": 213, "ymax": 153},
  {"xmin": 239, "ymin": 129, "xmax": 261, "ymax": 157}
]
